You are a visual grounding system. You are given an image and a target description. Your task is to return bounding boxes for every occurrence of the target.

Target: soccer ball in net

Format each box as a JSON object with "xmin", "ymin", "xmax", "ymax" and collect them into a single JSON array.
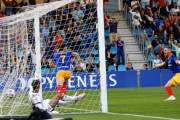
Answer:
[{"xmin": 6, "ymin": 89, "xmax": 16, "ymax": 98}]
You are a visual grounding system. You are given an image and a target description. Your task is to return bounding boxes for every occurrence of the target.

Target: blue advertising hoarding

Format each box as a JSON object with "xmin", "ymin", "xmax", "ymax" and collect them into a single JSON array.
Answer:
[{"xmin": 0, "ymin": 71, "xmax": 138, "ymax": 92}]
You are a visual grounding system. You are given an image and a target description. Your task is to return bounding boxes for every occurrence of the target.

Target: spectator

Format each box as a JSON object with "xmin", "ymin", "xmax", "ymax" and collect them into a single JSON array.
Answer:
[
  {"xmin": 141, "ymin": 0, "xmax": 150, "ymax": 10},
  {"xmin": 145, "ymin": 5, "xmax": 151, "ymax": 16},
  {"xmin": 141, "ymin": 10, "xmax": 150, "ymax": 28},
  {"xmin": 29, "ymin": 47, "xmax": 36, "ymax": 73},
  {"xmin": 1, "ymin": 8, "xmax": 7, "ymax": 17},
  {"xmin": 29, "ymin": 0, "xmax": 36, "ymax": 5},
  {"xmin": 19, "ymin": 0, "xmax": 28, "ymax": 7},
  {"xmin": 0, "ymin": 67, "xmax": 4, "ymax": 75},
  {"xmin": 154, "ymin": 24, "xmax": 166, "ymax": 43},
  {"xmin": 105, "ymin": 12, "xmax": 122, "ymax": 47},
  {"xmin": 41, "ymin": 24, "xmax": 49, "ymax": 38},
  {"xmin": 106, "ymin": 47, "xmax": 114, "ymax": 65},
  {"xmin": 12, "ymin": 0, "xmax": 18, "ymax": 14},
  {"xmin": 76, "ymin": 19, "xmax": 85, "ymax": 32},
  {"xmin": 126, "ymin": 62, "xmax": 133, "ymax": 70},
  {"xmin": 153, "ymin": 54, "xmax": 163, "ymax": 69},
  {"xmin": 40, "ymin": 32, "xmax": 46, "ymax": 51},
  {"xmin": 123, "ymin": 0, "xmax": 131, "ymax": 12},
  {"xmin": 137, "ymin": 3, "xmax": 143, "ymax": 12},
  {"xmin": 153, "ymin": 10, "xmax": 160, "ymax": 27},
  {"xmin": 143, "ymin": 64, "xmax": 149, "ymax": 70},
  {"xmin": 161, "ymin": 1, "xmax": 171, "ymax": 16},
  {"xmin": 73, "ymin": 6, "xmax": 84, "ymax": 21},
  {"xmin": 152, "ymin": 3, "xmax": 159, "ymax": 14},
  {"xmin": 152, "ymin": 34, "xmax": 162, "ymax": 52},
  {"xmin": 0, "ymin": 45, "xmax": 5, "ymax": 58},
  {"xmin": 26, "ymin": 66, "xmax": 31, "ymax": 74},
  {"xmin": 140, "ymin": 28, "xmax": 147, "ymax": 41},
  {"xmin": 115, "ymin": 36, "xmax": 125, "ymax": 65},
  {"xmin": 86, "ymin": 12, "xmax": 96, "ymax": 27},
  {"xmin": 86, "ymin": 59, "xmax": 95, "ymax": 72},
  {"xmin": 45, "ymin": 38, "xmax": 54, "ymax": 59},
  {"xmin": 80, "ymin": 58, "xmax": 86, "ymax": 71},
  {"xmin": 84, "ymin": 32, "xmax": 92, "ymax": 58},
  {"xmin": 175, "ymin": 27, "xmax": 180, "ymax": 41},
  {"xmin": 70, "ymin": 36, "xmax": 82, "ymax": 52},
  {"xmin": 73, "ymin": 64, "xmax": 84, "ymax": 72},
  {"xmin": 129, "ymin": 8, "xmax": 142, "ymax": 32},
  {"xmin": 171, "ymin": 42, "xmax": 180, "ymax": 60},
  {"xmin": 131, "ymin": 0, "xmax": 139, "ymax": 8},
  {"xmin": 171, "ymin": 2, "xmax": 179, "ymax": 14},
  {"xmin": 56, "ymin": 15, "xmax": 66, "ymax": 39},
  {"xmin": 54, "ymin": 32, "xmax": 64, "ymax": 53},
  {"xmin": 174, "ymin": 12, "xmax": 179, "ymax": 27},
  {"xmin": 16, "ymin": 7, "xmax": 23, "ymax": 14},
  {"xmin": 144, "ymin": 31, "xmax": 154, "ymax": 54},
  {"xmin": 168, "ymin": 37, "xmax": 177, "ymax": 48},
  {"xmin": 159, "ymin": 43, "xmax": 166, "ymax": 61},
  {"xmin": 104, "ymin": 12, "xmax": 110, "ymax": 30}
]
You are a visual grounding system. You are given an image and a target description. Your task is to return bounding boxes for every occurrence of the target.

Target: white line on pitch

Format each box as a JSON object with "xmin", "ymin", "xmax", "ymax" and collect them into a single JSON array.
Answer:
[
  {"xmin": 107, "ymin": 112, "xmax": 180, "ymax": 120},
  {"xmin": 108, "ymin": 93, "xmax": 180, "ymax": 98}
]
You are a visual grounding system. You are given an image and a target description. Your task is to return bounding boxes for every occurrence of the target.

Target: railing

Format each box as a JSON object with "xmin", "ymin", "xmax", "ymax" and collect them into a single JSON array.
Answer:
[{"xmin": 124, "ymin": 4, "xmax": 153, "ymax": 69}]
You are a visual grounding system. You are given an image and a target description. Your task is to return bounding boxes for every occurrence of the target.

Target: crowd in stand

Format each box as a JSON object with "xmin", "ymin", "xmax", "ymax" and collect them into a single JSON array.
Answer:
[
  {"xmin": 0, "ymin": 0, "xmax": 103, "ymax": 75},
  {"xmin": 123, "ymin": 0, "xmax": 180, "ymax": 70}
]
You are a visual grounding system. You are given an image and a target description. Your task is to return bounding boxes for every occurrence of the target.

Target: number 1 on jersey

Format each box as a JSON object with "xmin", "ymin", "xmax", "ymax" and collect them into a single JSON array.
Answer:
[{"xmin": 60, "ymin": 55, "xmax": 66, "ymax": 63}]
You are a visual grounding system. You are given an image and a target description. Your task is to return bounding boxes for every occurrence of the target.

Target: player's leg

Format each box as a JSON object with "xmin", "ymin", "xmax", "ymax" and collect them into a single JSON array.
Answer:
[
  {"xmin": 48, "ymin": 94, "xmax": 62, "ymax": 109},
  {"xmin": 56, "ymin": 70, "xmax": 66, "ymax": 97},
  {"xmin": 89, "ymin": 48, "xmax": 92, "ymax": 57},
  {"xmin": 164, "ymin": 77, "xmax": 177, "ymax": 101}
]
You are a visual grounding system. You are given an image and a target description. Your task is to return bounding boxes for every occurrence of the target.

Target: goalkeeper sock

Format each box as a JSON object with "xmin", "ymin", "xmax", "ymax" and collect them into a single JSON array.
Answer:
[
  {"xmin": 165, "ymin": 86, "xmax": 173, "ymax": 96},
  {"xmin": 62, "ymin": 95, "xmax": 77, "ymax": 102},
  {"xmin": 57, "ymin": 85, "xmax": 62, "ymax": 94}
]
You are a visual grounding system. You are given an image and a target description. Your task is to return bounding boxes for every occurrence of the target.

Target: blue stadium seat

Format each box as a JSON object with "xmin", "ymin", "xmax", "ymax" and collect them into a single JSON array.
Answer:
[
  {"xmin": 165, "ymin": 45, "xmax": 169, "ymax": 48},
  {"xmin": 135, "ymin": 29, "xmax": 142, "ymax": 36},
  {"xmin": 118, "ymin": 65, "xmax": 126, "ymax": 71},
  {"xmin": 105, "ymin": 30, "xmax": 109, "ymax": 38},
  {"xmin": 7, "ymin": 12, "xmax": 12, "ymax": 16},
  {"xmin": 106, "ymin": 38, "xmax": 115, "ymax": 46},
  {"xmin": 108, "ymin": 65, "xmax": 116, "ymax": 71},
  {"xmin": 172, "ymin": 45, "xmax": 177, "ymax": 53},
  {"xmin": 41, "ymin": 68, "xmax": 49, "ymax": 74},
  {"xmin": 95, "ymin": 57, "xmax": 99, "ymax": 64},
  {"xmin": 51, "ymin": 68, "xmax": 57, "ymax": 74},
  {"xmin": 110, "ymin": 47, "xmax": 117, "ymax": 55},
  {"xmin": 92, "ymin": 48, "xmax": 99, "ymax": 56},
  {"xmin": 94, "ymin": 66, "xmax": 97, "ymax": 72},
  {"xmin": 159, "ymin": 20, "xmax": 164, "ymax": 26}
]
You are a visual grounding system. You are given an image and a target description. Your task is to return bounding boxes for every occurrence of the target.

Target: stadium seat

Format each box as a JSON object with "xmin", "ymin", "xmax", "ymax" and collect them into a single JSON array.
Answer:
[
  {"xmin": 165, "ymin": 45, "xmax": 169, "ymax": 48},
  {"xmin": 51, "ymin": 68, "xmax": 57, "ymax": 74},
  {"xmin": 159, "ymin": 20, "xmax": 164, "ymax": 26},
  {"xmin": 94, "ymin": 66, "xmax": 98, "ymax": 72},
  {"xmin": 172, "ymin": 45, "xmax": 177, "ymax": 53},
  {"xmin": 135, "ymin": 29, "xmax": 142, "ymax": 36},
  {"xmin": 110, "ymin": 47, "xmax": 117, "ymax": 55},
  {"xmin": 108, "ymin": 65, "xmax": 116, "ymax": 71},
  {"xmin": 95, "ymin": 57, "xmax": 99, "ymax": 64},
  {"xmin": 7, "ymin": 12, "xmax": 12, "ymax": 16},
  {"xmin": 105, "ymin": 30, "xmax": 109, "ymax": 38},
  {"xmin": 41, "ymin": 68, "xmax": 49, "ymax": 74},
  {"xmin": 106, "ymin": 38, "xmax": 115, "ymax": 46},
  {"xmin": 118, "ymin": 65, "xmax": 126, "ymax": 71},
  {"xmin": 91, "ymin": 48, "xmax": 99, "ymax": 56}
]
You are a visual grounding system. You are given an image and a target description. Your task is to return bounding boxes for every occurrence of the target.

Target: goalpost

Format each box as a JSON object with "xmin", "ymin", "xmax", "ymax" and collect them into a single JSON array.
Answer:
[{"xmin": 0, "ymin": 0, "xmax": 107, "ymax": 116}]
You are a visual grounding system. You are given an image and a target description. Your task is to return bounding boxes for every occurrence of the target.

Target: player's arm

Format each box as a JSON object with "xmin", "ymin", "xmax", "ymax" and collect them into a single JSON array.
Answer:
[
  {"xmin": 72, "ymin": 52, "xmax": 80, "ymax": 64},
  {"xmin": 154, "ymin": 62, "xmax": 167, "ymax": 68},
  {"xmin": 49, "ymin": 60, "xmax": 57, "ymax": 68}
]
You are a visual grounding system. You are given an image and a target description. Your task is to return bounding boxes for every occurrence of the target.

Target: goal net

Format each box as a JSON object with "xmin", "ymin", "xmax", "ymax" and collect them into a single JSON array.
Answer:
[{"xmin": 0, "ymin": 0, "xmax": 107, "ymax": 116}]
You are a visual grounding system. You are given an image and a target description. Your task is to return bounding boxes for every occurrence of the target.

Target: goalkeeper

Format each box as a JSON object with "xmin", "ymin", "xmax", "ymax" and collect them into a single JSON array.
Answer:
[{"xmin": 29, "ymin": 79, "xmax": 85, "ymax": 113}]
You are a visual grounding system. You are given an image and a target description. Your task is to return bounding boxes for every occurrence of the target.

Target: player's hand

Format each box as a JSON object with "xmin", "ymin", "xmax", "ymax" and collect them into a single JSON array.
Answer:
[{"xmin": 154, "ymin": 65, "xmax": 157, "ymax": 69}]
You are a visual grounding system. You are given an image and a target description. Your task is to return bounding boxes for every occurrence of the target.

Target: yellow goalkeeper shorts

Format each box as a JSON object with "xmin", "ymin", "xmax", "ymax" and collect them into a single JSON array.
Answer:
[
  {"xmin": 168, "ymin": 73, "xmax": 180, "ymax": 87},
  {"xmin": 56, "ymin": 70, "xmax": 71, "ymax": 81}
]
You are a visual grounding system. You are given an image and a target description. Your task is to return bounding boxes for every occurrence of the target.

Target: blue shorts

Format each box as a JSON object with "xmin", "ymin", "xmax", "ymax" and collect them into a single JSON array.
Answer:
[{"xmin": 85, "ymin": 44, "xmax": 91, "ymax": 49}]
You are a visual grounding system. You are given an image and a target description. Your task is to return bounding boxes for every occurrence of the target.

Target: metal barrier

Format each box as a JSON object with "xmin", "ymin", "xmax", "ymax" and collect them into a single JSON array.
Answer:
[{"xmin": 124, "ymin": 5, "xmax": 152, "ymax": 69}]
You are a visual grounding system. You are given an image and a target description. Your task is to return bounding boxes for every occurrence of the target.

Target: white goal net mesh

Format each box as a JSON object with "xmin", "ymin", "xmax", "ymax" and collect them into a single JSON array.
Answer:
[{"xmin": 0, "ymin": 0, "xmax": 101, "ymax": 116}]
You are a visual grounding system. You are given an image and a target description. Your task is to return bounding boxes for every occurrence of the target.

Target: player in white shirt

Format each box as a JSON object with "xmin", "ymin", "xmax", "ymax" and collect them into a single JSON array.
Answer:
[{"xmin": 29, "ymin": 79, "xmax": 85, "ymax": 113}]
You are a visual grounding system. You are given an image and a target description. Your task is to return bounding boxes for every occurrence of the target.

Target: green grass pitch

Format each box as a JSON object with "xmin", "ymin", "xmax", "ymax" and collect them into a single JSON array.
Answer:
[
  {"xmin": 53, "ymin": 87, "xmax": 180, "ymax": 120},
  {"xmin": 2, "ymin": 87, "xmax": 180, "ymax": 120}
]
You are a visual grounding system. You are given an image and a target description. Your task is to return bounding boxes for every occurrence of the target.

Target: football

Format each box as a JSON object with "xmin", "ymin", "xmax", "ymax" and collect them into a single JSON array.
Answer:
[{"xmin": 6, "ymin": 89, "xmax": 16, "ymax": 98}]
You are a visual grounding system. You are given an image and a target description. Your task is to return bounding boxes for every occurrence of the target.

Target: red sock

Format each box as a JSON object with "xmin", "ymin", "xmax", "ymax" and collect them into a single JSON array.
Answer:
[
  {"xmin": 57, "ymin": 85, "xmax": 62, "ymax": 94},
  {"xmin": 165, "ymin": 86, "xmax": 173, "ymax": 96},
  {"xmin": 62, "ymin": 82, "xmax": 67, "ymax": 94}
]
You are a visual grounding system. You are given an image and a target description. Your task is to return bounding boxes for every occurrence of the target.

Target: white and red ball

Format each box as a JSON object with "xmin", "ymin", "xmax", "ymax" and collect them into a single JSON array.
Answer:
[{"xmin": 6, "ymin": 89, "xmax": 16, "ymax": 98}]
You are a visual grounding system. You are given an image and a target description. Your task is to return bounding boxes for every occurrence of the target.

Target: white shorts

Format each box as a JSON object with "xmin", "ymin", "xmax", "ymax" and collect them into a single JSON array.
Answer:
[
  {"xmin": 43, "ymin": 99, "xmax": 53, "ymax": 112},
  {"xmin": 132, "ymin": 20, "xmax": 140, "ymax": 26}
]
